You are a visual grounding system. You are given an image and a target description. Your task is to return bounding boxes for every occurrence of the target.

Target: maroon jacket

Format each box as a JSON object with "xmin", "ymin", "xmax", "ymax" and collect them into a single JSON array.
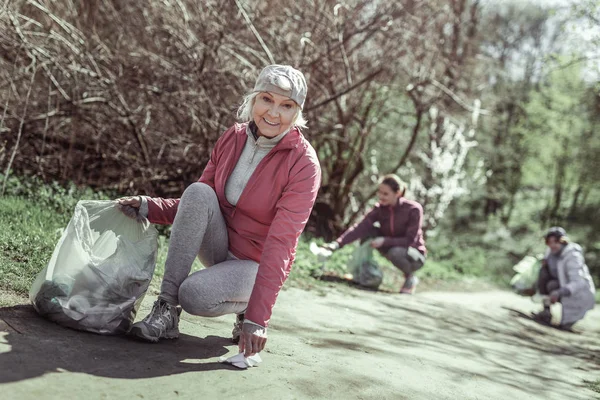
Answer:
[
  {"xmin": 146, "ymin": 123, "xmax": 321, "ymax": 327},
  {"xmin": 336, "ymin": 198, "xmax": 426, "ymax": 255}
]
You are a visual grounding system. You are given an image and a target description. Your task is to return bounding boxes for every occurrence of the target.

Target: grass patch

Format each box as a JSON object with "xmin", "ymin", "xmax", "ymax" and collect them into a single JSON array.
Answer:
[
  {"xmin": 0, "ymin": 192, "xmax": 478, "ymax": 303},
  {"xmin": 0, "ymin": 174, "xmax": 113, "ymax": 303},
  {"xmin": 290, "ymin": 237, "xmax": 472, "ymax": 293},
  {"xmin": 0, "ymin": 196, "xmax": 70, "ymax": 297},
  {"xmin": 0, "ymin": 176, "xmax": 497, "ymax": 304}
]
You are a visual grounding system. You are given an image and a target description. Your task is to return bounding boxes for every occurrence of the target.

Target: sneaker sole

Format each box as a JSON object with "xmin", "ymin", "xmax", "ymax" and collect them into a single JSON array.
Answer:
[
  {"xmin": 400, "ymin": 278, "xmax": 419, "ymax": 294},
  {"xmin": 400, "ymin": 285, "xmax": 418, "ymax": 294},
  {"xmin": 129, "ymin": 325, "xmax": 180, "ymax": 342}
]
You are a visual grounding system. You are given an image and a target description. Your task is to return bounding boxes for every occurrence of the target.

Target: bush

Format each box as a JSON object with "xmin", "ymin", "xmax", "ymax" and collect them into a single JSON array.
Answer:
[{"xmin": 0, "ymin": 174, "xmax": 111, "ymax": 214}]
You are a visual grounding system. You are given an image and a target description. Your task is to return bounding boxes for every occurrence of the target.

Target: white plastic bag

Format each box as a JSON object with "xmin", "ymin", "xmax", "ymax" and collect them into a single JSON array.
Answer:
[
  {"xmin": 510, "ymin": 256, "xmax": 541, "ymax": 295},
  {"xmin": 29, "ymin": 200, "xmax": 159, "ymax": 334},
  {"xmin": 347, "ymin": 240, "xmax": 383, "ymax": 289}
]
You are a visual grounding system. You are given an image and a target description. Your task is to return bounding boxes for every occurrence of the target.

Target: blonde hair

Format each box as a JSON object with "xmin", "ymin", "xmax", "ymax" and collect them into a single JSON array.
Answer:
[{"xmin": 237, "ymin": 92, "xmax": 308, "ymax": 130}]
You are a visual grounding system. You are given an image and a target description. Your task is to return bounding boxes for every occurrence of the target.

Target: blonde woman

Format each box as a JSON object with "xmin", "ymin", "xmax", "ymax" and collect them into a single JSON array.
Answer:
[{"xmin": 117, "ymin": 65, "xmax": 321, "ymax": 357}]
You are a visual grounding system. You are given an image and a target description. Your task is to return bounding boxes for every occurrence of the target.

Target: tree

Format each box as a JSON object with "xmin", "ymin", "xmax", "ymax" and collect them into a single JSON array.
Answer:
[
  {"xmin": 472, "ymin": 3, "xmax": 565, "ymax": 223},
  {"xmin": 0, "ymin": 0, "xmax": 487, "ymax": 240}
]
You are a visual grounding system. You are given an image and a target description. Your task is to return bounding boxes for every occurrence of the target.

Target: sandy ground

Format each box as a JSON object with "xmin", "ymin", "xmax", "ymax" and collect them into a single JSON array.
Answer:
[{"xmin": 1, "ymin": 286, "xmax": 599, "ymax": 400}]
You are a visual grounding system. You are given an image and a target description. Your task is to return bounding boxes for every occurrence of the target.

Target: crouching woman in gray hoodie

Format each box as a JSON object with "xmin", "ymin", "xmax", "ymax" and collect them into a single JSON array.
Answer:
[{"xmin": 534, "ymin": 227, "xmax": 596, "ymax": 330}]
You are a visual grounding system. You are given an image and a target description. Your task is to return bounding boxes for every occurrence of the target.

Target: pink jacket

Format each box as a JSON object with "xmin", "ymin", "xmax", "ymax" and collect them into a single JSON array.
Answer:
[{"xmin": 146, "ymin": 123, "xmax": 321, "ymax": 327}]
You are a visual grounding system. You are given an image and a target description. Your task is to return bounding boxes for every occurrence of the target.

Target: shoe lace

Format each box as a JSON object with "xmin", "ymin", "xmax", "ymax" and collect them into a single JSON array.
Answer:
[{"xmin": 145, "ymin": 300, "xmax": 170, "ymax": 325}]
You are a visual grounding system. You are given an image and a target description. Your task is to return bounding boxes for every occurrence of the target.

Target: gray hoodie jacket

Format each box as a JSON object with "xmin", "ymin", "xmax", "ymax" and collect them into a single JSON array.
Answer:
[{"xmin": 555, "ymin": 243, "xmax": 596, "ymax": 325}]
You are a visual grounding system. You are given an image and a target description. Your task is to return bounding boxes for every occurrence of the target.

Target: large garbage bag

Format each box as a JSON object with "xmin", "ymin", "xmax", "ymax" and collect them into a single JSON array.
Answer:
[
  {"xmin": 29, "ymin": 200, "xmax": 159, "ymax": 334},
  {"xmin": 347, "ymin": 240, "xmax": 383, "ymax": 289},
  {"xmin": 510, "ymin": 256, "xmax": 541, "ymax": 296}
]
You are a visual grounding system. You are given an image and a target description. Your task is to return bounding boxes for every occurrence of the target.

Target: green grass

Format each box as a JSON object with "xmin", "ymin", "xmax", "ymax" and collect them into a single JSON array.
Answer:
[
  {"xmin": 0, "ymin": 176, "xmax": 499, "ymax": 305},
  {"xmin": 0, "ymin": 196, "xmax": 70, "ymax": 301},
  {"xmin": 290, "ymin": 238, "xmax": 471, "ymax": 293},
  {"xmin": 0, "ymin": 191, "xmax": 474, "ymax": 304},
  {"xmin": 0, "ymin": 174, "xmax": 112, "ymax": 304},
  {"xmin": 2, "ymin": 176, "xmax": 597, "ymax": 312}
]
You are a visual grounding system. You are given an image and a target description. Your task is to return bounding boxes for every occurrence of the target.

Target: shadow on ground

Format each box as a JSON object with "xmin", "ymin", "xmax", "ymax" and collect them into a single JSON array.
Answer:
[
  {"xmin": 271, "ymin": 290, "xmax": 600, "ymax": 400},
  {"xmin": 1, "ymin": 289, "xmax": 598, "ymax": 400},
  {"xmin": 317, "ymin": 273, "xmax": 396, "ymax": 293},
  {"xmin": 0, "ymin": 305, "xmax": 235, "ymax": 384}
]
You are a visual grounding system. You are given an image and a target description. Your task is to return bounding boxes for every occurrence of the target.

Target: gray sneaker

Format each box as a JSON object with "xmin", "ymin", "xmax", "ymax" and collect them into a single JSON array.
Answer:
[
  {"xmin": 400, "ymin": 275, "xmax": 419, "ymax": 294},
  {"xmin": 231, "ymin": 313, "xmax": 244, "ymax": 344},
  {"xmin": 129, "ymin": 299, "xmax": 180, "ymax": 342},
  {"xmin": 532, "ymin": 309, "xmax": 552, "ymax": 325}
]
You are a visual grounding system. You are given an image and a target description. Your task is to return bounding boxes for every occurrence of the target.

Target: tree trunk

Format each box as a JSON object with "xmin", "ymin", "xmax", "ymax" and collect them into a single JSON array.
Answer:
[{"xmin": 568, "ymin": 185, "xmax": 582, "ymax": 219}]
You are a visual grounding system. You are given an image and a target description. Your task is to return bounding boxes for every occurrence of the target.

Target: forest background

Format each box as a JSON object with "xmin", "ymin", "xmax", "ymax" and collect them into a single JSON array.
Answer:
[{"xmin": 0, "ymin": 0, "xmax": 599, "ymax": 295}]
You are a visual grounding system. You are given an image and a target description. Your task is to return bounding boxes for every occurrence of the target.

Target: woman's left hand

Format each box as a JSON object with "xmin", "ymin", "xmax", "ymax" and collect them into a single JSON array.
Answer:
[
  {"xmin": 239, "ymin": 322, "xmax": 267, "ymax": 357},
  {"xmin": 371, "ymin": 237, "xmax": 385, "ymax": 248}
]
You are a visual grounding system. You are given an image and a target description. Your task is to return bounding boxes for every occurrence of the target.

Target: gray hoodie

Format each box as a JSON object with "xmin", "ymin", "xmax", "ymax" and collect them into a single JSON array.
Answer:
[{"xmin": 555, "ymin": 243, "xmax": 596, "ymax": 325}]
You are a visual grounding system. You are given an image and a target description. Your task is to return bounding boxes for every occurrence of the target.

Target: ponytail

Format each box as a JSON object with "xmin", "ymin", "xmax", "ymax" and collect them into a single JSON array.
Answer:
[{"xmin": 379, "ymin": 174, "xmax": 407, "ymax": 196}]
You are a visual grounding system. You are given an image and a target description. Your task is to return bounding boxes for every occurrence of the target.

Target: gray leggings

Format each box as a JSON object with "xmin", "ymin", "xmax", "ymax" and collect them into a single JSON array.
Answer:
[{"xmin": 159, "ymin": 182, "xmax": 258, "ymax": 317}]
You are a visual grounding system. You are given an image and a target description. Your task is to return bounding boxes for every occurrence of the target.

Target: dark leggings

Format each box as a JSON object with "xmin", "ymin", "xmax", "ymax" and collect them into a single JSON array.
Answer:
[{"xmin": 538, "ymin": 265, "xmax": 560, "ymax": 295}]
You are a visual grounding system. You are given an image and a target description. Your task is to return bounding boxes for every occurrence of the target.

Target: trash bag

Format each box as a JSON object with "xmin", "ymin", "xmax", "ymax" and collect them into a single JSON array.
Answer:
[
  {"xmin": 29, "ymin": 200, "xmax": 159, "ymax": 335},
  {"xmin": 347, "ymin": 240, "xmax": 383, "ymax": 289},
  {"xmin": 308, "ymin": 242, "xmax": 332, "ymax": 278},
  {"xmin": 510, "ymin": 256, "xmax": 541, "ymax": 295}
]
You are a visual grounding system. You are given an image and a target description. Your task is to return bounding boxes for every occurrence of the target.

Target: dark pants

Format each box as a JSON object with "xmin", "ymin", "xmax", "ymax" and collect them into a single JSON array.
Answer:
[
  {"xmin": 359, "ymin": 236, "xmax": 425, "ymax": 276},
  {"xmin": 383, "ymin": 247, "xmax": 425, "ymax": 276},
  {"xmin": 538, "ymin": 265, "xmax": 560, "ymax": 295}
]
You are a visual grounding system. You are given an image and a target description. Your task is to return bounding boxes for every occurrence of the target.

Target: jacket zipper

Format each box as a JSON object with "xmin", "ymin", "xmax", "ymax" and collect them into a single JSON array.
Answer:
[
  {"xmin": 389, "ymin": 206, "xmax": 395, "ymax": 236},
  {"xmin": 241, "ymin": 141, "xmax": 259, "ymax": 191},
  {"xmin": 249, "ymin": 140, "xmax": 258, "ymax": 164}
]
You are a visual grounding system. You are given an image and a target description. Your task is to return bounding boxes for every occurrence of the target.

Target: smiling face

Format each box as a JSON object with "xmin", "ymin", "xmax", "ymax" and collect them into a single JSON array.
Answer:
[
  {"xmin": 252, "ymin": 92, "xmax": 299, "ymax": 138},
  {"xmin": 377, "ymin": 183, "xmax": 401, "ymax": 206}
]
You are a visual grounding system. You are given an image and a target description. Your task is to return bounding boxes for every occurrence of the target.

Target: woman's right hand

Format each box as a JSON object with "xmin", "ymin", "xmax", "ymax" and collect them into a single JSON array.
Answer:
[
  {"xmin": 116, "ymin": 196, "xmax": 142, "ymax": 219},
  {"xmin": 321, "ymin": 241, "xmax": 339, "ymax": 252},
  {"xmin": 370, "ymin": 237, "xmax": 385, "ymax": 248}
]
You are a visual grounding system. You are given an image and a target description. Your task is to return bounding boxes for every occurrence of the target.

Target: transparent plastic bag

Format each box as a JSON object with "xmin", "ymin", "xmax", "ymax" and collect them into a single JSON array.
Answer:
[
  {"xmin": 29, "ymin": 200, "xmax": 159, "ymax": 334},
  {"xmin": 347, "ymin": 240, "xmax": 383, "ymax": 289},
  {"xmin": 510, "ymin": 256, "xmax": 541, "ymax": 295}
]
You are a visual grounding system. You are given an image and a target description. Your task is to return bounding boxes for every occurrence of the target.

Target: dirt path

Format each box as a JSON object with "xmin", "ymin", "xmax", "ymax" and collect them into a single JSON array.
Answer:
[{"xmin": 1, "ymin": 287, "xmax": 598, "ymax": 400}]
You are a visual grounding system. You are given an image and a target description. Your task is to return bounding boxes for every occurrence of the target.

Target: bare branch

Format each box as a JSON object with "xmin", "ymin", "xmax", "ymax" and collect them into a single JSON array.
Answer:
[
  {"xmin": 234, "ymin": 0, "xmax": 275, "ymax": 64},
  {"xmin": 2, "ymin": 62, "xmax": 37, "ymax": 195},
  {"xmin": 430, "ymin": 79, "xmax": 491, "ymax": 116},
  {"xmin": 305, "ymin": 68, "xmax": 384, "ymax": 112}
]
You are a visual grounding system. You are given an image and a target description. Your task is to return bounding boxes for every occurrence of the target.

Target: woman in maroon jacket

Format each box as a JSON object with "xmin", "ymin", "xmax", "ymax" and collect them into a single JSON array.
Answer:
[
  {"xmin": 117, "ymin": 65, "xmax": 321, "ymax": 357},
  {"xmin": 324, "ymin": 175, "xmax": 426, "ymax": 294}
]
